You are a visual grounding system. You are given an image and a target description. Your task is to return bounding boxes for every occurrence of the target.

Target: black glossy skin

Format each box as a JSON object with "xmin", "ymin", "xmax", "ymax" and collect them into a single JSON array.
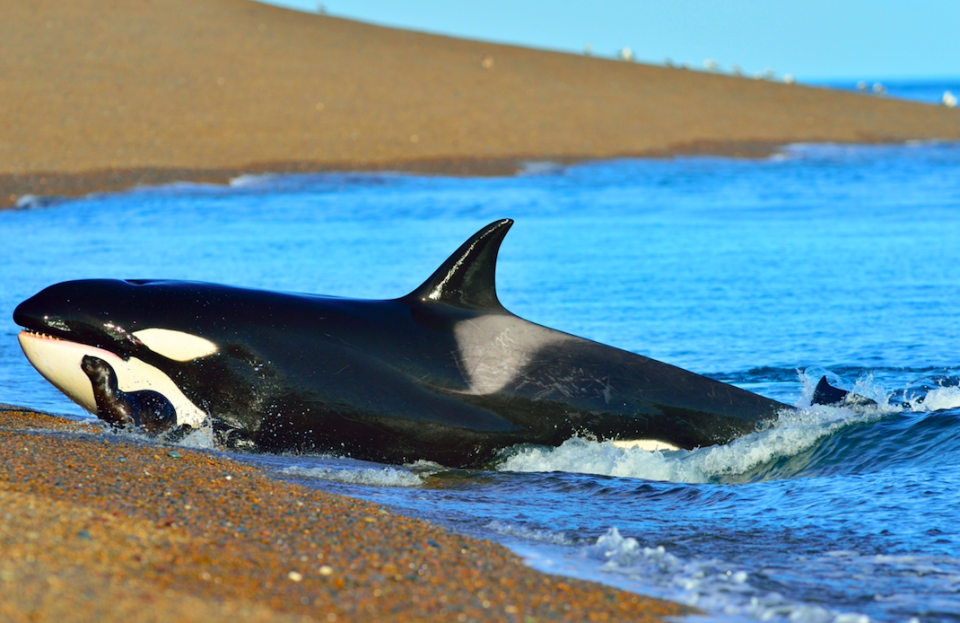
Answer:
[{"xmin": 15, "ymin": 220, "xmax": 792, "ymax": 467}]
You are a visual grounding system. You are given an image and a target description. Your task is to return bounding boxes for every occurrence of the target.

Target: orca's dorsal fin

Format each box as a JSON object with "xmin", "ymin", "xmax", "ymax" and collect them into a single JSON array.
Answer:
[{"xmin": 406, "ymin": 219, "xmax": 513, "ymax": 311}]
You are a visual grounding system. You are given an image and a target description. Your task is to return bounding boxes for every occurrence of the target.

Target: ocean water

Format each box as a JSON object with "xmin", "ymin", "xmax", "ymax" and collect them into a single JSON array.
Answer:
[
  {"xmin": 3, "ymin": 141, "xmax": 960, "ymax": 622},
  {"xmin": 818, "ymin": 79, "xmax": 959, "ymax": 105}
]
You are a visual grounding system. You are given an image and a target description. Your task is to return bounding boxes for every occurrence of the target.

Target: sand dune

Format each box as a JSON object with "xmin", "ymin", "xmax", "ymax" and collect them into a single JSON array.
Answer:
[{"xmin": 1, "ymin": 0, "xmax": 958, "ymax": 203}]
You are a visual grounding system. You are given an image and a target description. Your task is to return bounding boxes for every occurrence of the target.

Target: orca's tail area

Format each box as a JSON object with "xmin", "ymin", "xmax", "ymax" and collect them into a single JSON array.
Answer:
[{"xmin": 811, "ymin": 376, "xmax": 877, "ymax": 407}]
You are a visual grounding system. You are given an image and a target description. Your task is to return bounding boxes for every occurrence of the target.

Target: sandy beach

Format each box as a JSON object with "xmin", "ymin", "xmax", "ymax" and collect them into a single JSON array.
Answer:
[
  {"xmin": 1, "ymin": 406, "xmax": 689, "ymax": 622},
  {"xmin": 1, "ymin": 0, "xmax": 958, "ymax": 207}
]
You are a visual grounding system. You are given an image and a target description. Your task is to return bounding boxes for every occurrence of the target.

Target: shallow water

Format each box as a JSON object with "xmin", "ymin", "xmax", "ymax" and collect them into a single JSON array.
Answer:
[{"xmin": 3, "ymin": 141, "xmax": 960, "ymax": 622}]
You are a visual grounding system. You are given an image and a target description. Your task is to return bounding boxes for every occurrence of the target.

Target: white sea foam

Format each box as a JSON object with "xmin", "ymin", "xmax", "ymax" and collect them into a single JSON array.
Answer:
[
  {"xmin": 498, "ymin": 400, "xmax": 890, "ymax": 483},
  {"xmin": 281, "ymin": 465, "xmax": 426, "ymax": 487},
  {"xmin": 519, "ymin": 160, "xmax": 564, "ymax": 175},
  {"xmin": 484, "ymin": 520, "xmax": 578, "ymax": 546},
  {"xmin": 582, "ymin": 528, "xmax": 869, "ymax": 623},
  {"xmin": 90, "ymin": 418, "xmax": 217, "ymax": 450},
  {"xmin": 229, "ymin": 173, "xmax": 279, "ymax": 187},
  {"xmin": 15, "ymin": 194, "xmax": 45, "ymax": 209},
  {"xmin": 176, "ymin": 422, "xmax": 216, "ymax": 449},
  {"xmin": 802, "ymin": 368, "xmax": 960, "ymax": 413},
  {"xmin": 909, "ymin": 385, "xmax": 960, "ymax": 412},
  {"xmin": 496, "ymin": 368, "xmax": 919, "ymax": 482}
]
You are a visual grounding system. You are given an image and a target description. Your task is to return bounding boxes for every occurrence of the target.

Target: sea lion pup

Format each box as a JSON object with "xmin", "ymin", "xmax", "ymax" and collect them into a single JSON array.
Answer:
[{"xmin": 80, "ymin": 354, "xmax": 179, "ymax": 434}]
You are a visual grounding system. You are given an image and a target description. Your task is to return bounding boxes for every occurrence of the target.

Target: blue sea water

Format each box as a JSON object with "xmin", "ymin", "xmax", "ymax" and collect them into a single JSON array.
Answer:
[
  {"xmin": 2, "ymin": 141, "xmax": 960, "ymax": 622},
  {"xmin": 818, "ymin": 78, "xmax": 959, "ymax": 105}
]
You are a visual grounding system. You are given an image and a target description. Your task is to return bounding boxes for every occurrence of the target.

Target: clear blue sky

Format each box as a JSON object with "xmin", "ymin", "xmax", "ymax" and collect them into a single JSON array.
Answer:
[{"xmin": 254, "ymin": 0, "xmax": 958, "ymax": 81}]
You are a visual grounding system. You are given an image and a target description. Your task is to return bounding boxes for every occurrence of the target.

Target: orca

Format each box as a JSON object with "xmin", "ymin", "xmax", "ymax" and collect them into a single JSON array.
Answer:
[{"xmin": 15, "ymin": 219, "xmax": 797, "ymax": 467}]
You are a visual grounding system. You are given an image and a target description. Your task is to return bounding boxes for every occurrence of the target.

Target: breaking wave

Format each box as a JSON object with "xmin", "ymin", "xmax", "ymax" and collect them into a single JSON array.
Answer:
[
  {"xmin": 496, "ymin": 374, "xmax": 960, "ymax": 484},
  {"xmin": 281, "ymin": 465, "xmax": 428, "ymax": 487}
]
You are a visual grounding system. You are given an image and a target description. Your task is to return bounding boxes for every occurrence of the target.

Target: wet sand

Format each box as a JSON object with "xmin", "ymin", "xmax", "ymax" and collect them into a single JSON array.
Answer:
[
  {"xmin": 2, "ymin": 0, "xmax": 959, "ymax": 207},
  {"xmin": 1, "ymin": 406, "xmax": 690, "ymax": 622}
]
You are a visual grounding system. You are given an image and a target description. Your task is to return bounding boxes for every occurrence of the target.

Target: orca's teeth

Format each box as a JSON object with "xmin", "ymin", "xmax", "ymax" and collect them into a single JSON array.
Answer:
[{"xmin": 22, "ymin": 329, "xmax": 64, "ymax": 341}]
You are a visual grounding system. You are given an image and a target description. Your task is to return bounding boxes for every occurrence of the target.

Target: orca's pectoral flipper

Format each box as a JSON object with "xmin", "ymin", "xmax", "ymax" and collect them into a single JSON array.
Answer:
[
  {"xmin": 80, "ymin": 355, "xmax": 179, "ymax": 435},
  {"xmin": 811, "ymin": 376, "xmax": 877, "ymax": 407},
  {"xmin": 406, "ymin": 219, "xmax": 513, "ymax": 311}
]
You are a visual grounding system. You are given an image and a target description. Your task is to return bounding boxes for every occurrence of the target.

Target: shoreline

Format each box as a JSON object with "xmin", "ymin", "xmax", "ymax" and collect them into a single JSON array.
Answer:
[
  {"xmin": 1, "ymin": 404, "xmax": 690, "ymax": 622},
  {"xmin": 3, "ymin": 0, "xmax": 958, "ymax": 209},
  {"xmin": 0, "ymin": 137, "xmax": 937, "ymax": 209},
  {"xmin": 2, "ymin": 143, "xmax": 786, "ymax": 209}
]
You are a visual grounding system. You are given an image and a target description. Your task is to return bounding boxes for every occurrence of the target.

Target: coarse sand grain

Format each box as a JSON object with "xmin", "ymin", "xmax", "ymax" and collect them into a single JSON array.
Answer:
[{"xmin": 1, "ymin": 405, "xmax": 692, "ymax": 622}]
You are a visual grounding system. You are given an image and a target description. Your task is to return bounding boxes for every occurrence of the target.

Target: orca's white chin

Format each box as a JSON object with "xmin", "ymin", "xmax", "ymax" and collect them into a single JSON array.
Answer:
[{"xmin": 17, "ymin": 331, "xmax": 207, "ymax": 428}]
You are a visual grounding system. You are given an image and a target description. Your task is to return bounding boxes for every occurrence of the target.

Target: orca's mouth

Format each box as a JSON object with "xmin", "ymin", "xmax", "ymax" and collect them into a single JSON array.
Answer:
[
  {"xmin": 17, "ymin": 329, "xmax": 126, "ymax": 415},
  {"xmin": 17, "ymin": 321, "xmax": 142, "ymax": 358},
  {"xmin": 18, "ymin": 327, "xmax": 121, "ymax": 358},
  {"xmin": 20, "ymin": 328, "xmax": 73, "ymax": 342},
  {"xmin": 16, "ymin": 329, "xmax": 208, "ymax": 429}
]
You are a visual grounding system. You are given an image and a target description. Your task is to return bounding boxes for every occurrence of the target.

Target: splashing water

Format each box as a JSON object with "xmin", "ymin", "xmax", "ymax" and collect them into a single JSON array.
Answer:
[
  {"xmin": 497, "ymin": 376, "xmax": 898, "ymax": 485},
  {"xmin": 281, "ymin": 465, "xmax": 428, "ymax": 487},
  {"xmin": 4, "ymin": 143, "xmax": 960, "ymax": 622}
]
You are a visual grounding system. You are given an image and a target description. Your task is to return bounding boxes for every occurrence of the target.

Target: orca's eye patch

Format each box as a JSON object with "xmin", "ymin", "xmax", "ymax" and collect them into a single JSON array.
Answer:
[{"xmin": 132, "ymin": 329, "xmax": 218, "ymax": 362}]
